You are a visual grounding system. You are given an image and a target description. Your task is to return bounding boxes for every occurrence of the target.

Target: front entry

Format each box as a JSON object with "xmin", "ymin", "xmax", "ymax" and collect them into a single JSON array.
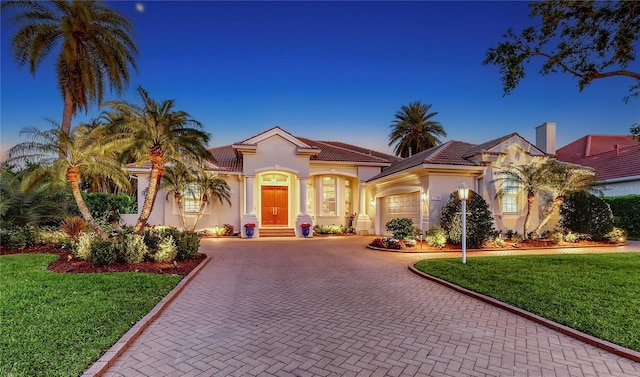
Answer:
[{"xmin": 261, "ymin": 186, "xmax": 288, "ymax": 226}]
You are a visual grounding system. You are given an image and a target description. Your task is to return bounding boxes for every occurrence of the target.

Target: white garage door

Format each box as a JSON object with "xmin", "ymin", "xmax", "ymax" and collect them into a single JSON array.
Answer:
[{"xmin": 380, "ymin": 192, "xmax": 420, "ymax": 236}]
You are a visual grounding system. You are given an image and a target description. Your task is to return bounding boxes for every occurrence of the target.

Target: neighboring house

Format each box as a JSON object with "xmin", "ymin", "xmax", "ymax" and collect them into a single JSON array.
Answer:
[
  {"xmin": 556, "ymin": 135, "xmax": 640, "ymax": 196},
  {"xmin": 125, "ymin": 123, "xmax": 559, "ymax": 237}
]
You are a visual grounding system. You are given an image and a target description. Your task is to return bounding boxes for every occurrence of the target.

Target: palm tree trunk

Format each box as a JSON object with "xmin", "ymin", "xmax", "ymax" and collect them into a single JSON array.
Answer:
[
  {"xmin": 67, "ymin": 170, "xmax": 106, "ymax": 239},
  {"xmin": 534, "ymin": 197, "xmax": 564, "ymax": 236},
  {"xmin": 191, "ymin": 201, "xmax": 207, "ymax": 232},
  {"xmin": 60, "ymin": 92, "xmax": 74, "ymax": 158},
  {"xmin": 134, "ymin": 164, "xmax": 163, "ymax": 234},
  {"xmin": 523, "ymin": 193, "xmax": 535, "ymax": 239}
]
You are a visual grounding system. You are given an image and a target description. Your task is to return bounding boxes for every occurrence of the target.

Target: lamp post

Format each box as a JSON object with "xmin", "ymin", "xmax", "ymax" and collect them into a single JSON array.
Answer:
[{"xmin": 458, "ymin": 182, "xmax": 470, "ymax": 264}]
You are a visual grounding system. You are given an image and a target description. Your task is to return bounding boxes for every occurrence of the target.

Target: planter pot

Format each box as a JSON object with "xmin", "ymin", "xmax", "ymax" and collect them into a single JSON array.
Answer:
[
  {"xmin": 302, "ymin": 227, "xmax": 310, "ymax": 237},
  {"xmin": 245, "ymin": 227, "xmax": 254, "ymax": 238}
]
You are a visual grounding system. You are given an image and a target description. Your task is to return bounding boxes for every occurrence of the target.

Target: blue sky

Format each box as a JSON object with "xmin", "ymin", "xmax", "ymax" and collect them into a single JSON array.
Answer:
[{"xmin": 2, "ymin": 1, "xmax": 638, "ymax": 159}]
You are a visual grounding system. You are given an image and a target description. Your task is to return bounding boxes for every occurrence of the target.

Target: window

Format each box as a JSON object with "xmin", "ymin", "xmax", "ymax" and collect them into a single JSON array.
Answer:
[
  {"xmin": 183, "ymin": 184, "xmax": 200, "ymax": 213},
  {"xmin": 322, "ymin": 177, "xmax": 336, "ymax": 215},
  {"xmin": 344, "ymin": 179, "xmax": 352, "ymax": 215},
  {"xmin": 501, "ymin": 176, "xmax": 519, "ymax": 213}
]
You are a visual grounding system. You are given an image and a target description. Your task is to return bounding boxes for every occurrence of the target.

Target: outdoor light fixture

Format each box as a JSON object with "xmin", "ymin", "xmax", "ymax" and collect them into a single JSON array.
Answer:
[
  {"xmin": 370, "ymin": 199, "xmax": 375, "ymax": 207},
  {"xmin": 458, "ymin": 182, "xmax": 470, "ymax": 264},
  {"xmin": 421, "ymin": 192, "xmax": 428, "ymax": 202}
]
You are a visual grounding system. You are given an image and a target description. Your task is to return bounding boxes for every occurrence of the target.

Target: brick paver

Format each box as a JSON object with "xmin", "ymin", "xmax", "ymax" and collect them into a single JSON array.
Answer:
[{"xmin": 99, "ymin": 238, "xmax": 640, "ymax": 377}]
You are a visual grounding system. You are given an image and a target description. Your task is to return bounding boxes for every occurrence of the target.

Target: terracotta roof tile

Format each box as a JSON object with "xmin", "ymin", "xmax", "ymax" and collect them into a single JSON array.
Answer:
[
  {"xmin": 208, "ymin": 145, "xmax": 243, "ymax": 172},
  {"xmin": 368, "ymin": 141, "xmax": 478, "ymax": 181},
  {"xmin": 296, "ymin": 137, "xmax": 394, "ymax": 164},
  {"xmin": 557, "ymin": 135, "xmax": 640, "ymax": 180}
]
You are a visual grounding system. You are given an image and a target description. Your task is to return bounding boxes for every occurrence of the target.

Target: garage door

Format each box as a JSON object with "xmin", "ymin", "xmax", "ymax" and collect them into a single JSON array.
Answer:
[{"xmin": 380, "ymin": 192, "xmax": 420, "ymax": 236}]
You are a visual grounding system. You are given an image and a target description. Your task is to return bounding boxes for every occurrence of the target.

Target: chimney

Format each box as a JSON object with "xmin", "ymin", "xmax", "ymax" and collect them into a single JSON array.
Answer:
[
  {"xmin": 615, "ymin": 144, "xmax": 620, "ymax": 157},
  {"xmin": 535, "ymin": 122, "xmax": 556, "ymax": 155}
]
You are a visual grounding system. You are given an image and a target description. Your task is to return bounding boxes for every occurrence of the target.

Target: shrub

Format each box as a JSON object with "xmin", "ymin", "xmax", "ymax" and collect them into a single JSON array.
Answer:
[
  {"xmin": 564, "ymin": 232, "xmax": 579, "ymax": 243},
  {"xmin": 34, "ymin": 226, "xmax": 69, "ymax": 247},
  {"xmin": 511, "ymin": 232, "xmax": 524, "ymax": 243},
  {"xmin": 385, "ymin": 218, "xmax": 415, "ymax": 240},
  {"xmin": 605, "ymin": 227, "xmax": 627, "ymax": 243},
  {"xmin": 121, "ymin": 233, "xmax": 148, "ymax": 263},
  {"xmin": 425, "ymin": 225, "xmax": 446, "ymax": 249},
  {"xmin": 90, "ymin": 239, "xmax": 117, "ymax": 265},
  {"xmin": 73, "ymin": 233, "xmax": 97, "ymax": 260},
  {"xmin": 151, "ymin": 236, "xmax": 177, "ymax": 262},
  {"xmin": 604, "ymin": 195, "xmax": 640, "ymax": 237},
  {"xmin": 505, "ymin": 229, "xmax": 515, "ymax": 239},
  {"xmin": 440, "ymin": 190, "xmax": 495, "ymax": 248},
  {"xmin": 223, "ymin": 224, "xmax": 235, "ymax": 236},
  {"xmin": 82, "ymin": 192, "xmax": 137, "ymax": 223},
  {"xmin": 494, "ymin": 238, "xmax": 506, "ymax": 247},
  {"xmin": 7, "ymin": 231, "xmax": 27, "ymax": 250},
  {"xmin": 368, "ymin": 237, "xmax": 402, "ymax": 249},
  {"xmin": 61, "ymin": 216, "xmax": 86, "ymax": 240},
  {"xmin": 176, "ymin": 231, "xmax": 200, "ymax": 260},
  {"xmin": 560, "ymin": 192, "xmax": 614, "ymax": 241},
  {"xmin": 550, "ymin": 231, "xmax": 564, "ymax": 243},
  {"xmin": 143, "ymin": 228, "xmax": 162, "ymax": 250}
]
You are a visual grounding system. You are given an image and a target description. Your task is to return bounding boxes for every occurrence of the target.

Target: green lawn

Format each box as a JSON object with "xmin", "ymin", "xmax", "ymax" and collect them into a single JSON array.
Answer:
[
  {"xmin": 414, "ymin": 253, "xmax": 640, "ymax": 352},
  {"xmin": 0, "ymin": 253, "xmax": 183, "ymax": 377}
]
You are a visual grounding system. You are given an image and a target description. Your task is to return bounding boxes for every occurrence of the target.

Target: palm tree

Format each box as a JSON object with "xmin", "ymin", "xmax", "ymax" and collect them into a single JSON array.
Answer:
[
  {"xmin": 388, "ymin": 101, "xmax": 447, "ymax": 157},
  {"xmin": 532, "ymin": 161, "xmax": 598, "ymax": 236},
  {"xmin": 6, "ymin": 122, "xmax": 131, "ymax": 238},
  {"xmin": 493, "ymin": 162, "xmax": 551, "ymax": 239},
  {"xmin": 104, "ymin": 87, "xmax": 213, "ymax": 234},
  {"xmin": 2, "ymin": 0, "xmax": 138, "ymax": 136},
  {"xmin": 159, "ymin": 164, "xmax": 196, "ymax": 230},
  {"xmin": 190, "ymin": 171, "xmax": 231, "ymax": 231}
]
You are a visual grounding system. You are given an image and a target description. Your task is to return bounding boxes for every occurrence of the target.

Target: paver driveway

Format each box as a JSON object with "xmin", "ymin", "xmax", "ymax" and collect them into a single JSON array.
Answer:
[{"xmin": 101, "ymin": 237, "xmax": 640, "ymax": 377}]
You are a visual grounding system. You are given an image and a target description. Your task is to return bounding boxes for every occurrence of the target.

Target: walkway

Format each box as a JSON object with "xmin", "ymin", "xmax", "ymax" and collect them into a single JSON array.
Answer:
[{"xmin": 98, "ymin": 237, "xmax": 640, "ymax": 377}]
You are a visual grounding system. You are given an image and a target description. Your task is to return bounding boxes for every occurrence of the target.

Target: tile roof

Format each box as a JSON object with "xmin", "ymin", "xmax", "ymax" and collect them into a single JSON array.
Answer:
[
  {"xmin": 556, "ymin": 135, "xmax": 640, "ymax": 180},
  {"xmin": 368, "ymin": 141, "xmax": 478, "ymax": 181},
  {"xmin": 209, "ymin": 145, "xmax": 243, "ymax": 172},
  {"xmin": 296, "ymin": 138, "xmax": 395, "ymax": 164}
]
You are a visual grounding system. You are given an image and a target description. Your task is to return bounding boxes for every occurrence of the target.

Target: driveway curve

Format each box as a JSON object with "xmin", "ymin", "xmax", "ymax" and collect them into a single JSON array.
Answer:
[{"xmin": 102, "ymin": 237, "xmax": 640, "ymax": 377}]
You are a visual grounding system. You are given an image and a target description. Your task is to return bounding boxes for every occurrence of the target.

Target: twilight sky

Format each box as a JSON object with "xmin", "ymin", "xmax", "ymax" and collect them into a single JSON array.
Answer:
[{"xmin": 1, "ymin": 1, "xmax": 638, "ymax": 159}]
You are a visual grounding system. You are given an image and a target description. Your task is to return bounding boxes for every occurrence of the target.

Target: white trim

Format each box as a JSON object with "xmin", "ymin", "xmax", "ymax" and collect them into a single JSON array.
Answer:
[{"xmin": 600, "ymin": 175, "xmax": 640, "ymax": 184}]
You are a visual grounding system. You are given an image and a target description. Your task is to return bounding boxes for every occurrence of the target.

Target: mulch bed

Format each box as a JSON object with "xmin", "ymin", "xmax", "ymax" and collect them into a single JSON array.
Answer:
[
  {"xmin": 381, "ymin": 239, "xmax": 618, "ymax": 253},
  {"xmin": 0, "ymin": 245, "xmax": 206, "ymax": 275}
]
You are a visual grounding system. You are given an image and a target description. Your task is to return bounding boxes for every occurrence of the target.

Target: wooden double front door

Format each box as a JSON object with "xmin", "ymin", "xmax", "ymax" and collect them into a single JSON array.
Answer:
[{"xmin": 261, "ymin": 186, "xmax": 288, "ymax": 226}]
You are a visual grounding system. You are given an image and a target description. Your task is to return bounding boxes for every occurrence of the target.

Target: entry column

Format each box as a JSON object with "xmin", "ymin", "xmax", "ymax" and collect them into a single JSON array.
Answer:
[
  {"xmin": 295, "ymin": 177, "xmax": 313, "ymax": 237},
  {"xmin": 354, "ymin": 181, "xmax": 372, "ymax": 235},
  {"xmin": 242, "ymin": 175, "xmax": 259, "ymax": 238}
]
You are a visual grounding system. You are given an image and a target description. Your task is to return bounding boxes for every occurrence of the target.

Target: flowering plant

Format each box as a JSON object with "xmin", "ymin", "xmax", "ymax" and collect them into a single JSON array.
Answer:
[
  {"xmin": 244, "ymin": 223, "xmax": 256, "ymax": 228},
  {"xmin": 301, "ymin": 223, "xmax": 312, "ymax": 228}
]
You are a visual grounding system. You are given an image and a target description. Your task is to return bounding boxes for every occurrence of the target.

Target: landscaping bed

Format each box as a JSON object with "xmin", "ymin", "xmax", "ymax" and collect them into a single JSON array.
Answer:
[
  {"xmin": 0, "ymin": 245, "xmax": 205, "ymax": 275},
  {"xmin": 368, "ymin": 238, "xmax": 619, "ymax": 253}
]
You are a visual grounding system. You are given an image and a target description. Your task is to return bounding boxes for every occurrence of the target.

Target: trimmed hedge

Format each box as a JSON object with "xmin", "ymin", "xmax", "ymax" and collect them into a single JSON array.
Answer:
[
  {"xmin": 440, "ymin": 190, "xmax": 495, "ymax": 248},
  {"xmin": 604, "ymin": 195, "xmax": 640, "ymax": 236}
]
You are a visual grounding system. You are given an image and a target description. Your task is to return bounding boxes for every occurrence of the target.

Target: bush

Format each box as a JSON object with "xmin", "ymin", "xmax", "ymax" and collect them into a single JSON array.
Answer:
[
  {"xmin": 90, "ymin": 239, "xmax": 117, "ymax": 265},
  {"xmin": 223, "ymin": 224, "xmax": 235, "ymax": 236},
  {"xmin": 426, "ymin": 225, "xmax": 446, "ymax": 249},
  {"xmin": 605, "ymin": 227, "xmax": 627, "ymax": 243},
  {"xmin": 151, "ymin": 236, "xmax": 177, "ymax": 262},
  {"xmin": 1, "ymin": 226, "xmax": 37, "ymax": 250},
  {"xmin": 176, "ymin": 231, "xmax": 200, "ymax": 260},
  {"xmin": 560, "ymin": 192, "xmax": 614, "ymax": 241},
  {"xmin": 73, "ymin": 233, "xmax": 97, "ymax": 260},
  {"xmin": 121, "ymin": 233, "xmax": 148, "ymax": 263},
  {"xmin": 82, "ymin": 192, "xmax": 137, "ymax": 223},
  {"xmin": 494, "ymin": 238, "xmax": 506, "ymax": 247},
  {"xmin": 604, "ymin": 195, "xmax": 640, "ymax": 237},
  {"xmin": 7, "ymin": 231, "xmax": 27, "ymax": 250},
  {"xmin": 34, "ymin": 226, "xmax": 69, "ymax": 247},
  {"xmin": 61, "ymin": 216, "xmax": 86, "ymax": 240},
  {"xmin": 369, "ymin": 237, "xmax": 402, "ymax": 249},
  {"xmin": 440, "ymin": 190, "xmax": 495, "ymax": 248},
  {"xmin": 385, "ymin": 218, "xmax": 415, "ymax": 240},
  {"xmin": 564, "ymin": 232, "xmax": 579, "ymax": 243}
]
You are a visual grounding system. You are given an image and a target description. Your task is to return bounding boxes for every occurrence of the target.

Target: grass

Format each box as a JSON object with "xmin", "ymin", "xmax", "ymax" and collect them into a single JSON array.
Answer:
[
  {"xmin": 0, "ymin": 253, "xmax": 183, "ymax": 377},
  {"xmin": 414, "ymin": 252, "xmax": 640, "ymax": 352}
]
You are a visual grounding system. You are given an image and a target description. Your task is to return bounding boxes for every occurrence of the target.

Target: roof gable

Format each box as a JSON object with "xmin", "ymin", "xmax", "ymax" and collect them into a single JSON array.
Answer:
[
  {"xmin": 233, "ymin": 126, "xmax": 316, "ymax": 150},
  {"xmin": 464, "ymin": 133, "xmax": 547, "ymax": 158}
]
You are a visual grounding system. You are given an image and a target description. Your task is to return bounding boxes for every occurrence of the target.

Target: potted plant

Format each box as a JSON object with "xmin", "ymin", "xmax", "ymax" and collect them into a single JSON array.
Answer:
[
  {"xmin": 244, "ymin": 223, "xmax": 256, "ymax": 238},
  {"xmin": 300, "ymin": 223, "xmax": 312, "ymax": 237}
]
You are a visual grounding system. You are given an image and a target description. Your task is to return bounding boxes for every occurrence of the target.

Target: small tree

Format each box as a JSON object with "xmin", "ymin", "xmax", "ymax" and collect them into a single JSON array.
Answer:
[
  {"xmin": 440, "ymin": 190, "xmax": 495, "ymax": 248},
  {"xmin": 560, "ymin": 192, "xmax": 614, "ymax": 241}
]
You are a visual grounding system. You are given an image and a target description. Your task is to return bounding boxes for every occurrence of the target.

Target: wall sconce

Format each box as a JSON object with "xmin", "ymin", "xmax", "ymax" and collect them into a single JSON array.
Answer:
[
  {"xmin": 421, "ymin": 192, "xmax": 428, "ymax": 202},
  {"xmin": 369, "ymin": 199, "xmax": 375, "ymax": 207}
]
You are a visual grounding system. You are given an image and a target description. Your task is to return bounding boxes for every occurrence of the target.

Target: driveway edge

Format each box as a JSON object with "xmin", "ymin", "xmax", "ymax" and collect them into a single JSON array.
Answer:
[
  {"xmin": 82, "ymin": 255, "xmax": 213, "ymax": 377},
  {"xmin": 407, "ymin": 265, "xmax": 640, "ymax": 363}
]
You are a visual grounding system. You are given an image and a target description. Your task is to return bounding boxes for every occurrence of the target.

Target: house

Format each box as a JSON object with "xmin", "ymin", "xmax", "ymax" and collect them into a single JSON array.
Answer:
[
  {"xmin": 556, "ymin": 135, "xmax": 640, "ymax": 196},
  {"xmin": 125, "ymin": 123, "xmax": 559, "ymax": 238}
]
